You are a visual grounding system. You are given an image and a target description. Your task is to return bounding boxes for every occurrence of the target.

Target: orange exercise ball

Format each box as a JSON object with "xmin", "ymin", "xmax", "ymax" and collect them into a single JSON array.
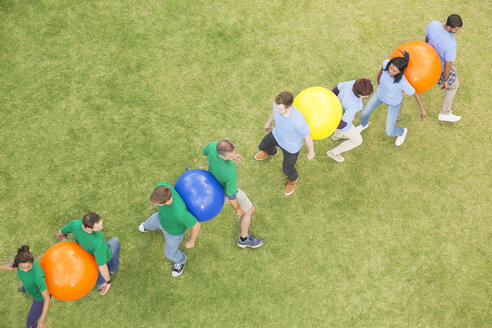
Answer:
[
  {"xmin": 40, "ymin": 241, "xmax": 98, "ymax": 301},
  {"xmin": 391, "ymin": 40, "xmax": 441, "ymax": 93}
]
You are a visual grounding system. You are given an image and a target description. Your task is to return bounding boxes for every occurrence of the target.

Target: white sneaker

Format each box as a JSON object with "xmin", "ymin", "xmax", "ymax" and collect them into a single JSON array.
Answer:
[
  {"xmin": 356, "ymin": 122, "xmax": 370, "ymax": 133},
  {"xmin": 138, "ymin": 222, "xmax": 148, "ymax": 232},
  {"xmin": 171, "ymin": 263, "xmax": 185, "ymax": 277},
  {"xmin": 327, "ymin": 150, "xmax": 344, "ymax": 162},
  {"xmin": 438, "ymin": 112, "xmax": 461, "ymax": 122},
  {"xmin": 395, "ymin": 128, "xmax": 408, "ymax": 146}
]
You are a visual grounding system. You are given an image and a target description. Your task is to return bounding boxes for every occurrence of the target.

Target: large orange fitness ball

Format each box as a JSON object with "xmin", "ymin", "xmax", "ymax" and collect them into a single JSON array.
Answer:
[
  {"xmin": 391, "ymin": 40, "xmax": 441, "ymax": 93},
  {"xmin": 293, "ymin": 87, "xmax": 342, "ymax": 140},
  {"xmin": 40, "ymin": 241, "xmax": 98, "ymax": 301}
]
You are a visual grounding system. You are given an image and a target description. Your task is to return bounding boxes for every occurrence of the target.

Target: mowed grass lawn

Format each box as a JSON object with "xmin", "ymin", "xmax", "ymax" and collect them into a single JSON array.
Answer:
[{"xmin": 0, "ymin": 0, "xmax": 490, "ymax": 327}]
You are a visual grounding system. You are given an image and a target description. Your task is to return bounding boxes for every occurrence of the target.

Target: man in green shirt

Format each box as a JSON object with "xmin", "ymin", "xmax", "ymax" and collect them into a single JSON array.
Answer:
[
  {"xmin": 138, "ymin": 181, "xmax": 201, "ymax": 277},
  {"xmin": 203, "ymin": 140, "xmax": 263, "ymax": 248},
  {"xmin": 57, "ymin": 212, "xmax": 120, "ymax": 295}
]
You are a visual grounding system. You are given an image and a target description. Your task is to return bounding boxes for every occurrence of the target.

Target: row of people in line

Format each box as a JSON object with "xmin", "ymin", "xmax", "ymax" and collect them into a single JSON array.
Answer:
[
  {"xmin": 256, "ymin": 14, "xmax": 463, "ymax": 195},
  {"xmin": 0, "ymin": 14, "xmax": 463, "ymax": 328}
]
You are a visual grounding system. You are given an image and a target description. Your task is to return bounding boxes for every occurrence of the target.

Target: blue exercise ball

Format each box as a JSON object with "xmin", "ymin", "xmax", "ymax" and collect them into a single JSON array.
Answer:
[{"xmin": 175, "ymin": 169, "xmax": 224, "ymax": 222}]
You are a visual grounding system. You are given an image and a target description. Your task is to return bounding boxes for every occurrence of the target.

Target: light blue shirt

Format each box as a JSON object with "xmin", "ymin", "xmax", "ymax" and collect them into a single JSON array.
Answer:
[
  {"xmin": 336, "ymin": 80, "xmax": 362, "ymax": 132},
  {"xmin": 376, "ymin": 59, "xmax": 415, "ymax": 106},
  {"xmin": 272, "ymin": 104, "xmax": 310, "ymax": 154},
  {"xmin": 425, "ymin": 20, "xmax": 457, "ymax": 70}
]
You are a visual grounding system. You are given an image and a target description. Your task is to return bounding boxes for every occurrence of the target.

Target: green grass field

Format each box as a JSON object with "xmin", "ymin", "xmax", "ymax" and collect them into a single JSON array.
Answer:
[{"xmin": 1, "ymin": 0, "xmax": 491, "ymax": 327}]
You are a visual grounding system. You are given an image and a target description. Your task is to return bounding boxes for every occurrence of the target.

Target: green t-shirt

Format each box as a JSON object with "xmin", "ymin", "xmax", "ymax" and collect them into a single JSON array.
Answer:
[
  {"xmin": 17, "ymin": 261, "xmax": 47, "ymax": 301},
  {"xmin": 202, "ymin": 142, "xmax": 238, "ymax": 197},
  {"xmin": 60, "ymin": 219, "xmax": 111, "ymax": 266},
  {"xmin": 156, "ymin": 181, "xmax": 197, "ymax": 236}
]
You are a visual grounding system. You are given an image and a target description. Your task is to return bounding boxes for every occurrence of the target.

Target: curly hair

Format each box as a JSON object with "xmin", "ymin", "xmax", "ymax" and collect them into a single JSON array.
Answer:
[{"xmin": 352, "ymin": 78, "xmax": 374, "ymax": 97}]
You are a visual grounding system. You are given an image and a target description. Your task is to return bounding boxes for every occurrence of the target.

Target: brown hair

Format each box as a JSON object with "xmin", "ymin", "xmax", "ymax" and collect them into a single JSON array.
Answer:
[
  {"xmin": 352, "ymin": 79, "xmax": 374, "ymax": 97},
  {"xmin": 275, "ymin": 91, "xmax": 294, "ymax": 107},
  {"xmin": 82, "ymin": 212, "xmax": 101, "ymax": 228},
  {"xmin": 216, "ymin": 139, "xmax": 235, "ymax": 156},
  {"xmin": 13, "ymin": 245, "xmax": 34, "ymax": 268},
  {"xmin": 150, "ymin": 186, "xmax": 172, "ymax": 205}
]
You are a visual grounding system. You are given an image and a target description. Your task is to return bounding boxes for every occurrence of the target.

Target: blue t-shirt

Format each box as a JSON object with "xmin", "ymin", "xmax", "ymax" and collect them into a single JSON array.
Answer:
[
  {"xmin": 425, "ymin": 20, "xmax": 457, "ymax": 70},
  {"xmin": 336, "ymin": 80, "xmax": 362, "ymax": 132},
  {"xmin": 376, "ymin": 59, "xmax": 415, "ymax": 106},
  {"xmin": 272, "ymin": 104, "xmax": 310, "ymax": 153}
]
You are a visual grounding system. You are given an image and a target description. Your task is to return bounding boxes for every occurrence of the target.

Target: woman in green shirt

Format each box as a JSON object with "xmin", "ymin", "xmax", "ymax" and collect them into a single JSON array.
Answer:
[{"xmin": 0, "ymin": 245, "xmax": 51, "ymax": 328}]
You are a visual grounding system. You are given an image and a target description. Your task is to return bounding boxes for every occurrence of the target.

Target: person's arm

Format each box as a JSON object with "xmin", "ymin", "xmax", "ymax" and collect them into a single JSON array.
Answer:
[
  {"xmin": 441, "ymin": 61, "xmax": 453, "ymax": 90},
  {"xmin": 230, "ymin": 198, "xmax": 244, "ymax": 219},
  {"xmin": 233, "ymin": 153, "xmax": 244, "ymax": 162},
  {"xmin": 56, "ymin": 229, "xmax": 68, "ymax": 240},
  {"xmin": 425, "ymin": 36, "xmax": 429, "ymax": 43},
  {"xmin": 413, "ymin": 93, "xmax": 427, "ymax": 121},
  {"xmin": 185, "ymin": 221, "xmax": 201, "ymax": 249},
  {"xmin": 264, "ymin": 110, "xmax": 274, "ymax": 131},
  {"xmin": 304, "ymin": 135, "xmax": 315, "ymax": 160},
  {"xmin": 377, "ymin": 68, "xmax": 383, "ymax": 85},
  {"xmin": 331, "ymin": 86, "xmax": 340, "ymax": 96},
  {"xmin": 98, "ymin": 264, "xmax": 111, "ymax": 295},
  {"xmin": 37, "ymin": 289, "xmax": 51, "ymax": 328},
  {"xmin": 0, "ymin": 263, "xmax": 15, "ymax": 270}
]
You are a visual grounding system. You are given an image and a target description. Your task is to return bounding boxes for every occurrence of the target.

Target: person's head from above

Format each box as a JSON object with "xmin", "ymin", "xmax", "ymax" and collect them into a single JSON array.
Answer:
[
  {"xmin": 216, "ymin": 139, "xmax": 237, "ymax": 161},
  {"xmin": 150, "ymin": 185, "xmax": 173, "ymax": 206},
  {"xmin": 445, "ymin": 14, "xmax": 462, "ymax": 34},
  {"xmin": 275, "ymin": 91, "xmax": 294, "ymax": 115},
  {"xmin": 385, "ymin": 51, "xmax": 409, "ymax": 83},
  {"xmin": 82, "ymin": 212, "xmax": 103, "ymax": 232},
  {"xmin": 352, "ymin": 78, "xmax": 374, "ymax": 98},
  {"xmin": 13, "ymin": 245, "xmax": 34, "ymax": 272}
]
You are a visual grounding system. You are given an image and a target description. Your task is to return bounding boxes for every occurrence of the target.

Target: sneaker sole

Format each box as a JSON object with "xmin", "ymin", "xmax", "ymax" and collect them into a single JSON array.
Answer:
[
  {"xmin": 236, "ymin": 242, "xmax": 264, "ymax": 249},
  {"xmin": 254, "ymin": 153, "xmax": 276, "ymax": 160}
]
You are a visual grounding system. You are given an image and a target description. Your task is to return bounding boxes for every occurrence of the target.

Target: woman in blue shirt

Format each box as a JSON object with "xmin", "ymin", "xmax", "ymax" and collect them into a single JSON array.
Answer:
[{"xmin": 358, "ymin": 51, "xmax": 427, "ymax": 146}]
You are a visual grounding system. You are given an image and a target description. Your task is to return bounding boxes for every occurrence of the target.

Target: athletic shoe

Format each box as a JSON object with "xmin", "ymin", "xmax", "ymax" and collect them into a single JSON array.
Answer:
[
  {"xmin": 171, "ymin": 263, "xmax": 185, "ymax": 277},
  {"xmin": 254, "ymin": 151, "xmax": 276, "ymax": 160},
  {"xmin": 138, "ymin": 222, "xmax": 149, "ymax": 232},
  {"xmin": 438, "ymin": 112, "xmax": 461, "ymax": 122},
  {"xmin": 284, "ymin": 179, "xmax": 298, "ymax": 196},
  {"xmin": 18, "ymin": 285, "xmax": 26, "ymax": 293},
  {"xmin": 395, "ymin": 128, "xmax": 408, "ymax": 146},
  {"xmin": 237, "ymin": 235, "xmax": 264, "ymax": 249},
  {"xmin": 356, "ymin": 122, "xmax": 370, "ymax": 133},
  {"xmin": 327, "ymin": 150, "xmax": 344, "ymax": 162}
]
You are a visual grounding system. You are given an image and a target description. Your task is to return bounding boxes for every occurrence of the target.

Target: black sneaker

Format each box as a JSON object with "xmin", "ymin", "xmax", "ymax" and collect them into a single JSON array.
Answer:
[{"xmin": 171, "ymin": 263, "xmax": 185, "ymax": 277}]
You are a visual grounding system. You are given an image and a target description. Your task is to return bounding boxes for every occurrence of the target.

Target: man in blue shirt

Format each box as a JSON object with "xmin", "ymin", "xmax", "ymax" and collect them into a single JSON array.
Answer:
[
  {"xmin": 425, "ymin": 14, "xmax": 463, "ymax": 122},
  {"xmin": 255, "ymin": 91, "xmax": 315, "ymax": 196}
]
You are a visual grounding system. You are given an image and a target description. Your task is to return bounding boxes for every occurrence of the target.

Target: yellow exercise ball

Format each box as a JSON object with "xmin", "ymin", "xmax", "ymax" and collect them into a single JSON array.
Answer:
[{"xmin": 293, "ymin": 87, "xmax": 342, "ymax": 140}]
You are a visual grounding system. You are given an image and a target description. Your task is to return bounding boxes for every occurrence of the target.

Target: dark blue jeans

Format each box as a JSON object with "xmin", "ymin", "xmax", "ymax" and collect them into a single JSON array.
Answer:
[
  {"xmin": 258, "ymin": 131, "xmax": 300, "ymax": 181},
  {"xmin": 96, "ymin": 237, "xmax": 121, "ymax": 287},
  {"xmin": 26, "ymin": 298, "xmax": 43, "ymax": 328}
]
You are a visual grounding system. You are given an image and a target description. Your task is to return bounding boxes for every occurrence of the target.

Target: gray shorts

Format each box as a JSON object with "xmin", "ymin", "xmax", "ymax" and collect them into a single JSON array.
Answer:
[{"xmin": 227, "ymin": 189, "xmax": 253, "ymax": 212}]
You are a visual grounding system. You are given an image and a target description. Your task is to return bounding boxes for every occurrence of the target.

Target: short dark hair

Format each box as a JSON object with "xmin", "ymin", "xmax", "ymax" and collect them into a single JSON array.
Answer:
[
  {"xmin": 13, "ymin": 245, "xmax": 34, "ymax": 268},
  {"xmin": 150, "ymin": 186, "xmax": 172, "ymax": 205},
  {"xmin": 82, "ymin": 212, "xmax": 101, "ymax": 228},
  {"xmin": 275, "ymin": 92, "xmax": 294, "ymax": 107},
  {"xmin": 446, "ymin": 14, "xmax": 463, "ymax": 28},
  {"xmin": 216, "ymin": 139, "xmax": 235, "ymax": 156},
  {"xmin": 352, "ymin": 79, "xmax": 373, "ymax": 96},
  {"xmin": 385, "ymin": 50, "xmax": 409, "ymax": 83}
]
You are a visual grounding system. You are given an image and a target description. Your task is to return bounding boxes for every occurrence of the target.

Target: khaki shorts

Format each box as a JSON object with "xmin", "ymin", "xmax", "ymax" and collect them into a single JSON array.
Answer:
[{"xmin": 226, "ymin": 189, "xmax": 253, "ymax": 212}]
